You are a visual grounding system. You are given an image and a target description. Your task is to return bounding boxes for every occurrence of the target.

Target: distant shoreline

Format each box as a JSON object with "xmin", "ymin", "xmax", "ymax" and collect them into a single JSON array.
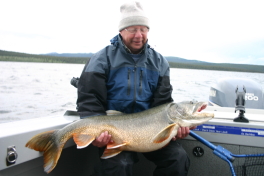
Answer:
[
  {"xmin": 1, "ymin": 59, "xmax": 263, "ymax": 74},
  {"xmin": 1, "ymin": 49, "xmax": 264, "ymax": 73}
]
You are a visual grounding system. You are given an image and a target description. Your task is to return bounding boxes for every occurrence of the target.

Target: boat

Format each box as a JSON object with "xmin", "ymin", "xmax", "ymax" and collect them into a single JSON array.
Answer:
[{"xmin": 1, "ymin": 77, "xmax": 264, "ymax": 176}]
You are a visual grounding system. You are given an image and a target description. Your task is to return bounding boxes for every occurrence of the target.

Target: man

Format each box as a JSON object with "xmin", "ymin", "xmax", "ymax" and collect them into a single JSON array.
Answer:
[{"xmin": 77, "ymin": 1, "xmax": 192, "ymax": 175}]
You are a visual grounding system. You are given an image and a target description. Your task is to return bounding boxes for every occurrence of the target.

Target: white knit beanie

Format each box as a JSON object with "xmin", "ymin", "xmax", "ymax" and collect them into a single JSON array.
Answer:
[{"xmin": 118, "ymin": 1, "xmax": 150, "ymax": 31}]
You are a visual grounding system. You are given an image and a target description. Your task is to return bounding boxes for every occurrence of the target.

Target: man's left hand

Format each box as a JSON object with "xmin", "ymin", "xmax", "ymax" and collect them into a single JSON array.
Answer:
[{"xmin": 171, "ymin": 126, "xmax": 196, "ymax": 141}]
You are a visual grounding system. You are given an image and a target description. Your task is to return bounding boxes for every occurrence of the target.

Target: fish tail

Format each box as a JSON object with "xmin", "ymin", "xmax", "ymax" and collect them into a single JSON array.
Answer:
[{"xmin": 25, "ymin": 130, "xmax": 65, "ymax": 173}]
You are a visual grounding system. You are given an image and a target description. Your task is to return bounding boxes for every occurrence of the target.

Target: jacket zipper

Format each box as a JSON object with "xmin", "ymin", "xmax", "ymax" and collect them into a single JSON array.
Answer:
[
  {"xmin": 127, "ymin": 69, "xmax": 131, "ymax": 95},
  {"xmin": 139, "ymin": 70, "xmax": 143, "ymax": 95},
  {"xmin": 132, "ymin": 66, "xmax": 137, "ymax": 111}
]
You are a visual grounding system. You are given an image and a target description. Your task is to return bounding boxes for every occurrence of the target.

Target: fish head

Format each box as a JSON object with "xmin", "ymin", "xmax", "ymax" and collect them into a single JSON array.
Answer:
[{"xmin": 168, "ymin": 101, "xmax": 214, "ymax": 127}]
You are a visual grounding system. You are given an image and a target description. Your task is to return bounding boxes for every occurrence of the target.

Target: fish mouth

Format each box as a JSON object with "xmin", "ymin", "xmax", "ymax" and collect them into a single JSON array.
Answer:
[
  {"xmin": 193, "ymin": 102, "xmax": 214, "ymax": 118},
  {"xmin": 196, "ymin": 103, "xmax": 208, "ymax": 112}
]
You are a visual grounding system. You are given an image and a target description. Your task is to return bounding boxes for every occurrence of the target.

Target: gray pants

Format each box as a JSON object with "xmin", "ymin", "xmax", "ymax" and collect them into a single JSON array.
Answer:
[{"xmin": 94, "ymin": 141, "xmax": 190, "ymax": 176}]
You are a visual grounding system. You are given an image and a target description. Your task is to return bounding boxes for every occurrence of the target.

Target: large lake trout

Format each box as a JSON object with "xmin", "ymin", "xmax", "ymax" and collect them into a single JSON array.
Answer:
[{"xmin": 26, "ymin": 101, "xmax": 214, "ymax": 173}]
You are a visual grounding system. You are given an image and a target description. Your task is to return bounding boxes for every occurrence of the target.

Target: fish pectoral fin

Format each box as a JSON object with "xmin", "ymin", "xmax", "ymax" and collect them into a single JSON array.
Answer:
[
  {"xmin": 101, "ymin": 148, "xmax": 123, "ymax": 159},
  {"xmin": 73, "ymin": 133, "xmax": 95, "ymax": 149},
  {"xmin": 152, "ymin": 124, "xmax": 177, "ymax": 143},
  {"xmin": 107, "ymin": 142, "xmax": 127, "ymax": 149}
]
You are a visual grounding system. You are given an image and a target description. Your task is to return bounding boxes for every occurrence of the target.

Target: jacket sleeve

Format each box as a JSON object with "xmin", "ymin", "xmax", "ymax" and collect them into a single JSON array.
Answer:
[
  {"xmin": 77, "ymin": 50, "xmax": 108, "ymax": 118},
  {"xmin": 151, "ymin": 57, "xmax": 174, "ymax": 107}
]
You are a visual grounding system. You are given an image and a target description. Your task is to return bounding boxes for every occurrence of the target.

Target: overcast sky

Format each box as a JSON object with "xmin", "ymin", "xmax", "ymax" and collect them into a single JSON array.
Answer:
[{"xmin": 1, "ymin": 0, "xmax": 264, "ymax": 65}]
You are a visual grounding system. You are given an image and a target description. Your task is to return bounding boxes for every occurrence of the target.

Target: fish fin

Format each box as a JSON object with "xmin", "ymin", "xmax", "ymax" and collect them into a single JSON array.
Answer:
[
  {"xmin": 73, "ymin": 133, "xmax": 95, "ymax": 149},
  {"xmin": 101, "ymin": 148, "xmax": 123, "ymax": 159},
  {"xmin": 152, "ymin": 124, "xmax": 177, "ymax": 143},
  {"xmin": 106, "ymin": 110, "xmax": 124, "ymax": 116},
  {"xmin": 25, "ymin": 130, "xmax": 65, "ymax": 173},
  {"xmin": 107, "ymin": 142, "xmax": 127, "ymax": 149}
]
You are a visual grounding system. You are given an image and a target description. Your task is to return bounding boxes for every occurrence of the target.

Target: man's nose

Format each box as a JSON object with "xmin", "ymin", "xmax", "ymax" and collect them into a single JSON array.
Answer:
[{"xmin": 134, "ymin": 30, "xmax": 143, "ymax": 37}]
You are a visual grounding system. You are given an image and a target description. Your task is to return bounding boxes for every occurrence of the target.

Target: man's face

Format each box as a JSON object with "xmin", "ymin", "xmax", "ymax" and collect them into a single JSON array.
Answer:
[{"xmin": 120, "ymin": 25, "xmax": 149, "ymax": 54}]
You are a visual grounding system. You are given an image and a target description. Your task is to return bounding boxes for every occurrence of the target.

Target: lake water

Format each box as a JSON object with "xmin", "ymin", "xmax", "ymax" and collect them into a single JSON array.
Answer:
[{"xmin": 1, "ymin": 61, "xmax": 264, "ymax": 123}]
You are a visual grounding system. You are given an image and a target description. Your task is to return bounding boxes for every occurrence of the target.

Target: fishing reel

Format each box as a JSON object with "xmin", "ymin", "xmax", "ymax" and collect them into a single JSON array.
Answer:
[{"xmin": 234, "ymin": 85, "xmax": 249, "ymax": 123}]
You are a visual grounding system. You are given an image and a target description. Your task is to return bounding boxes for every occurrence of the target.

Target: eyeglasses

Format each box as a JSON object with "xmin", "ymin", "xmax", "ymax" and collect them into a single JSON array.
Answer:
[{"xmin": 125, "ymin": 27, "xmax": 149, "ymax": 34}]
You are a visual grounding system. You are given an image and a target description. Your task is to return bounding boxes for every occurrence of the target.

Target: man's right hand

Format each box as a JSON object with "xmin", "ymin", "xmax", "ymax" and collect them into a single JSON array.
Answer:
[{"xmin": 92, "ymin": 131, "xmax": 112, "ymax": 148}]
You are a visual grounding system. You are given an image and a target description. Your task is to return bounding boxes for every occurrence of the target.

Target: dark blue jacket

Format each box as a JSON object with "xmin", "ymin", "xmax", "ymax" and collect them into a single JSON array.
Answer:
[{"xmin": 77, "ymin": 34, "xmax": 173, "ymax": 118}]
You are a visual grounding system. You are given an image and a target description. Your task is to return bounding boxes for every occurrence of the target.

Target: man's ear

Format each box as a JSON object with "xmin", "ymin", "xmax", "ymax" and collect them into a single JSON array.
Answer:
[{"xmin": 119, "ymin": 31, "xmax": 123, "ymax": 37}]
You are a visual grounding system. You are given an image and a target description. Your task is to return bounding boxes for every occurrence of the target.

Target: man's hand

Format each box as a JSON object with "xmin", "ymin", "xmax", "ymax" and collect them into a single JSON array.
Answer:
[
  {"xmin": 171, "ymin": 126, "xmax": 196, "ymax": 141},
  {"xmin": 92, "ymin": 131, "xmax": 113, "ymax": 148}
]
